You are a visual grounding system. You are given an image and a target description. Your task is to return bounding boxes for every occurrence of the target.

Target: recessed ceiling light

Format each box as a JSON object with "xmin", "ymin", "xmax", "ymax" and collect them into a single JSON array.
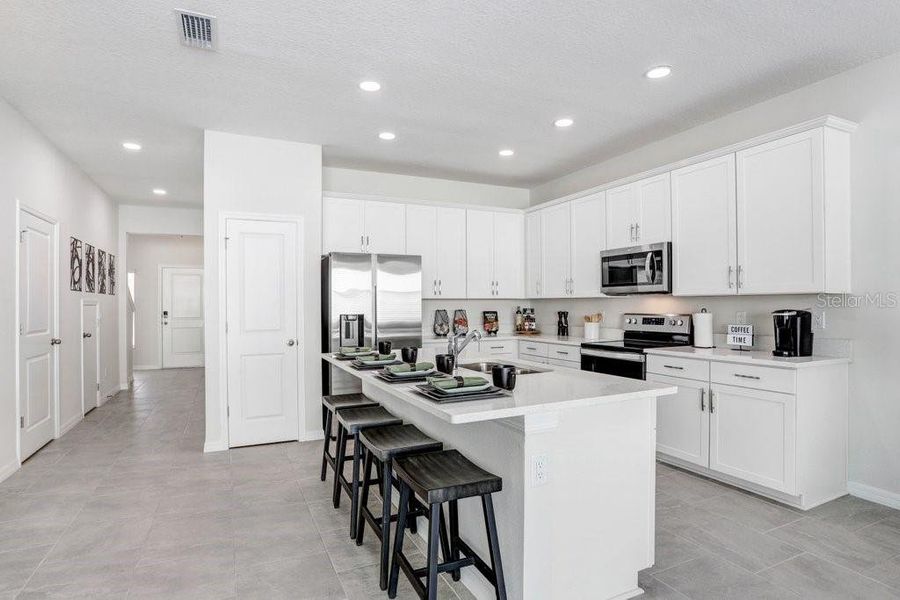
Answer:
[
  {"xmin": 152, "ymin": 188, "xmax": 167, "ymax": 196},
  {"xmin": 122, "ymin": 141, "xmax": 142, "ymax": 151},
  {"xmin": 645, "ymin": 65, "xmax": 672, "ymax": 79},
  {"xmin": 359, "ymin": 81, "xmax": 381, "ymax": 92},
  {"xmin": 378, "ymin": 131, "xmax": 396, "ymax": 141},
  {"xmin": 554, "ymin": 117, "xmax": 574, "ymax": 128},
  {"xmin": 498, "ymin": 149, "xmax": 514, "ymax": 157}
]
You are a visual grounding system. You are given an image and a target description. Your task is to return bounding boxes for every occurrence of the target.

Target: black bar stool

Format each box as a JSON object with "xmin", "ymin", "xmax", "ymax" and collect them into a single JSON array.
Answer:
[
  {"xmin": 320, "ymin": 393, "xmax": 378, "ymax": 481},
  {"xmin": 355, "ymin": 424, "xmax": 444, "ymax": 591},
  {"xmin": 389, "ymin": 450, "xmax": 507, "ymax": 600},
  {"xmin": 332, "ymin": 406, "xmax": 402, "ymax": 538}
]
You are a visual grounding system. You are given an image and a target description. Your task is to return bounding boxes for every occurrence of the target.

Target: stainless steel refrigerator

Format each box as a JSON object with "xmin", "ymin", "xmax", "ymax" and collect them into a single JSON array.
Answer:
[{"xmin": 321, "ymin": 252, "xmax": 422, "ymax": 394}]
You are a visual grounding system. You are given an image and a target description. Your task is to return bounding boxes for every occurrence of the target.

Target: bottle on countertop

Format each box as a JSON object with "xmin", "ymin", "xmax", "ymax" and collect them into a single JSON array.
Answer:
[{"xmin": 514, "ymin": 306, "xmax": 524, "ymax": 333}]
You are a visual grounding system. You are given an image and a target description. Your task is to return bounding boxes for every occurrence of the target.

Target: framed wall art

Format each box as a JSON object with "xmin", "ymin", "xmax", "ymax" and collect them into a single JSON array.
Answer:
[{"xmin": 69, "ymin": 237, "xmax": 83, "ymax": 291}]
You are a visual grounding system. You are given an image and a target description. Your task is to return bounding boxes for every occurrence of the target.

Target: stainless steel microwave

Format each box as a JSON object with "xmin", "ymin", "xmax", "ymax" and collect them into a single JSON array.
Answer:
[{"xmin": 600, "ymin": 242, "xmax": 672, "ymax": 295}]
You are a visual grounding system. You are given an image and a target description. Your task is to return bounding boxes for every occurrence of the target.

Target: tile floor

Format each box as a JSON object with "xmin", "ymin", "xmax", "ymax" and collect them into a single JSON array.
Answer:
[{"xmin": 0, "ymin": 368, "xmax": 897, "ymax": 599}]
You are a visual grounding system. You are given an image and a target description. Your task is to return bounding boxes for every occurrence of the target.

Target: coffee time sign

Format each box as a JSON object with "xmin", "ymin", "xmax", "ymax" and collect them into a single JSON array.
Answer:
[{"xmin": 727, "ymin": 324, "xmax": 754, "ymax": 348}]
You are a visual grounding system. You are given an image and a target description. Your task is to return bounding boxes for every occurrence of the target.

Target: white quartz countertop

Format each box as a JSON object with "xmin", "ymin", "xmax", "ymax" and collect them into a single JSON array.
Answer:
[
  {"xmin": 644, "ymin": 346, "xmax": 851, "ymax": 369},
  {"xmin": 422, "ymin": 333, "xmax": 588, "ymax": 346},
  {"xmin": 322, "ymin": 353, "xmax": 676, "ymax": 424}
]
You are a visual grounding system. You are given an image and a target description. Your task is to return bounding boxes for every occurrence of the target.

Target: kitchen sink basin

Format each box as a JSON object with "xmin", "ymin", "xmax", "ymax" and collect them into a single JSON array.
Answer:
[{"xmin": 458, "ymin": 362, "xmax": 549, "ymax": 375}]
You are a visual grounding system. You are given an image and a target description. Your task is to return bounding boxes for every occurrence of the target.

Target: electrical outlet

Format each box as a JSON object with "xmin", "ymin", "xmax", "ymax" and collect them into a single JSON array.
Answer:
[
  {"xmin": 814, "ymin": 310, "xmax": 827, "ymax": 330},
  {"xmin": 531, "ymin": 454, "xmax": 549, "ymax": 487},
  {"xmin": 735, "ymin": 311, "xmax": 748, "ymax": 324}
]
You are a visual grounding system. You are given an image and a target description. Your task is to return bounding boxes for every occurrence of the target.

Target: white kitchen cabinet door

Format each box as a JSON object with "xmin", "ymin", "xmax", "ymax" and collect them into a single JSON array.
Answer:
[
  {"xmin": 525, "ymin": 211, "xmax": 543, "ymax": 297},
  {"xmin": 571, "ymin": 192, "xmax": 606, "ymax": 296},
  {"xmin": 605, "ymin": 183, "xmax": 639, "ymax": 250},
  {"xmin": 648, "ymin": 373, "xmax": 710, "ymax": 468},
  {"xmin": 494, "ymin": 212, "xmax": 524, "ymax": 298},
  {"xmin": 406, "ymin": 205, "xmax": 438, "ymax": 298},
  {"xmin": 672, "ymin": 156, "xmax": 737, "ymax": 296},
  {"xmin": 636, "ymin": 173, "xmax": 671, "ymax": 244},
  {"xmin": 435, "ymin": 207, "xmax": 467, "ymax": 297},
  {"xmin": 709, "ymin": 383, "xmax": 797, "ymax": 494},
  {"xmin": 364, "ymin": 201, "xmax": 406, "ymax": 254},
  {"xmin": 540, "ymin": 203, "xmax": 571, "ymax": 298},
  {"xmin": 323, "ymin": 197, "xmax": 366, "ymax": 253},
  {"xmin": 736, "ymin": 130, "xmax": 824, "ymax": 294},
  {"xmin": 466, "ymin": 210, "xmax": 495, "ymax": 298}
]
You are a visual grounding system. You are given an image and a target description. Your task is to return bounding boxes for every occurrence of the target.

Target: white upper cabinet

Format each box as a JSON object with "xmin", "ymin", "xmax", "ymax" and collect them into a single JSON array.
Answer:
[
  {"xmin": 466, "ymin": 210, "xmax": 524, "ymax": 298},
  {"xmin": 406, "ymin": 205, "xmax": 467, "ymax": 298},
  {"xmin": 636, "ymin": 173, "xmax": 671, "ymax": 244},
  {"xmin": 570, "ymin": 192, "xmax": 606, "ymax": 297},
  {"xmin": 736, "ymin": 130, "xmax": 824, "ymax": 294},
  {"xmin": 540, "ymin": 203, "xmax": 572, "ymax": 298},
  {"xmin": 323, "ymin": 197, "xmax": 366, "ymax": 253},
  {"xmin": 525, "ymin": 211, "xmax": 543, "ymax": 297},
  {"xmin": 323, "ymin": 197, "xmax": 406, "ymax": 254},
  {"xmin": 672, "ymin": 155, "xmax": 737, "ymax": 296},
  {"xmin": 605, "ymin": 184, "xmax": 639, "ymax": 250}
]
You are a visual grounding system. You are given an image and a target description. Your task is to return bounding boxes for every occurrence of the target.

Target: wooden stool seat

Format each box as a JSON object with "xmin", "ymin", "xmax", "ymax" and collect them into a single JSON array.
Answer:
[
  {"xmin": 359, "ymin": 424, "xmax": 443, "ymax": 462},
  {"xmin": 393, "ymin": 449, "xmax": 502, "ymax": 504},
  {"xmin": 320, "ymin": 393, "xmax": 378, "ymax": 482},
  {"xmin": 323, "ymin": 393, "xmax": 377, "ymax": 412},
  {"xmin": 337, "ymin": 406, "xmax": 402, "ymax": 435}
]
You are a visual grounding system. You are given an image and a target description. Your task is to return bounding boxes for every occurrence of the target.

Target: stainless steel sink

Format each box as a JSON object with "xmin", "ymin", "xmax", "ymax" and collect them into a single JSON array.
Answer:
[{"xmin": 458, "ymin": 362, "xmax": 549, "ymax": 375}]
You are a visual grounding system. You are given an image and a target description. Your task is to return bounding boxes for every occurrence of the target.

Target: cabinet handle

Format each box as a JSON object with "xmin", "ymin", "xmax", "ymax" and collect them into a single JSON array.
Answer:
[
  {"xmin": 629, "ymin": 223, "xmax": 635, "ymax": 242},
  {"xmin": 525, "ymin": 346, "xmax": 536, "ymax": 351},
  {"xmin": 365, "ymin": 235, "xmax": 370, "ymax": 252},
  {"xmin": 709, "ymin": 390, "xmax": 715, "ymax": 413},
  {"xmin": 438, "ymin": 279, "xmax": 442, "ymax": 295},
  {"xmin": 635, "ymin": 223, "xmax": 640, "ymax": 241},
  {"xmin": 360, "ymin": 235, "xmax": 365, "ymax": 252},
  {"xmin": 700, "ymin": 388, "xmax": 706, "ymax": 412},
  {"xmin": 490, "ymin": 345, "xmax": 504, "ymax": 350},
  {"xmin": 728, "ymin": 266, "xmax": 734, "ymax": 288},
  {"xmin": 737, "ymin": 265, "xmax": 743, "ymax": 289},
  {"xmin": 663, "ymin": 364, "xmax": 684, "ymax": 370},
  {"xmin": 556, "ymin": 350, "xmax": 569, "ymax": 355},
  {"xmin": 495, "ymin": 280, "xmax": 500, "ymax": 296},
  {"xmin": 734, "ymin": 373, "xmax": 761, "ymax": 380}
]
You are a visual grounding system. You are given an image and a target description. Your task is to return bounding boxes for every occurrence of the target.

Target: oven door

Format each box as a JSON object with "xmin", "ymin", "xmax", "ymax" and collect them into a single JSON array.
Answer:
[
  {"xmin": 580, "ymin": 348, "xmax": 646, "ymax": 380},
  {"xmin": 600, "ymin": 242, "xmax": 671, "ymax": 295}
]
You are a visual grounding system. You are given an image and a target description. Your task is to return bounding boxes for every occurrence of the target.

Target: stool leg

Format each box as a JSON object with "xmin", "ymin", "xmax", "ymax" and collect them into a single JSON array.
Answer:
[
  {"xmin": 448, "ymin": 499, "xmax": 461, "ymax": 581},
  {"xmin": 320, "ymin": 409, "xmax": 333, "ymax": 481},
  {"xmin": 388, "ymin": 482, "xmax": 411, "ymax": 599},
  {"xmin": 356, "ymin": 450, "xmax": 375, "ymax": 546},
  {"xmin": 332, "ymin": 424, "xmax": 347, "ymax": 508},
  {"xmin": 482, "ymin": 494, "xmax": 507, "ymax": 600},
  {"xmin": 349, "ymin": 433, "xmax": 363, "ymax": 539},
  {"xmin": 438, "ymin": 505, "xmax": 451, "ymax": 572},
  {"xmin": 426, "ymin": 502, "xmax": 441, "ymax": 600},
  {"xmin": 378, "ymin": 457, "xmax": 393, "ymax": 590}
]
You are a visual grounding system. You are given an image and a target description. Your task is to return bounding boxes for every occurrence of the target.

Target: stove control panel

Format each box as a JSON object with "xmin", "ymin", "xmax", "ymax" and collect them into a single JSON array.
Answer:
[{"xmin": 623, "ymin": 313, "xmax": 692, "ymax": 335}]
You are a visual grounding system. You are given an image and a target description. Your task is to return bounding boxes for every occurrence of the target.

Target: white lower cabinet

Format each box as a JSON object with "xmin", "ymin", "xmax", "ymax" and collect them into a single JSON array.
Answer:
[
  {"xmin": 709, "ymin": 383, "xmax": 796, "ymax": 494},
  {"xmin": 647, "ymin": 353, "xmax": 847, "ymax": 509},
  {"xmin": 480, "ymin": 339, "xmax": 517, "ymax": 358}
]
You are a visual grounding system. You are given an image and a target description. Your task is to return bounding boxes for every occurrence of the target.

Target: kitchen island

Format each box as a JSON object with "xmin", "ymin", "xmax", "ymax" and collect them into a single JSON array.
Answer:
[{"xmin": 322, "ymin": 353, "xmax": 677, "ymax": 600}]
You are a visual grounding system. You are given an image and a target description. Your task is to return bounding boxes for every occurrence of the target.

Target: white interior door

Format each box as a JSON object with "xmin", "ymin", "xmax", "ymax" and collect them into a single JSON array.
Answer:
[
  {"xmin": 161, "ymin": 267, "xmax": 204, "ymax": 368},
  {"xmin": 18, "ymin": 209, "xmax": 58, "ymax": 461},
  {"xmin": 226, "ymin": 218, "xmax": 301, "ymax": 447},
  {"xmin": 81, "ymin": 303, "xmax": 99, "ymax": 414}
]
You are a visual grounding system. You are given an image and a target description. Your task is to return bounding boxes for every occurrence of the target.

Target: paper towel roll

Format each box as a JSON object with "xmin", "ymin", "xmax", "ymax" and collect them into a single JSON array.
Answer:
[{"xmin": 693, "ymin": 310, "xmax": 714, "ymax": 348}]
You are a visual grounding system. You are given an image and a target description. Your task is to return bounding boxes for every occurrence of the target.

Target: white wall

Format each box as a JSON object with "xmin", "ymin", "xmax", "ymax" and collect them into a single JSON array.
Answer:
[
  {"xmin": 0, "ymin": 97, "xmax": 119, "ymax": 478},
  {"xmin": 530, "ymin": 51, "xmax": 900, "ymax": 504},
  {"xmin": 203, "ymin": 130, "xmax": 323, "ymax": 451},
  {"xmin": 117, "ymin": 205, "xmax": 203, "ymax": 387},
  {"xmin": 324, "ymin": 166, "xmax": 529, "ymax": 209},
  {"xmin": 126, "ymin": 234, "xmax": 203, "ymax": 369}
]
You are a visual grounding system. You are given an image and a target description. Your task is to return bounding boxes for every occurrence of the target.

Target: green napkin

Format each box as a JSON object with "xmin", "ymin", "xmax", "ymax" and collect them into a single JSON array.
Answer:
[
  {"xmin": 360, "ymin": 353, "xmax": 396, "ymax": 362},
  {"xmin": 427, "ymin": 376, "xmax": 488, "ymax": 389},
  {"xmin": 339, "ymin": 346, "xmax": 372, "ymax": 354},
  {"xmin": 385, "ymin": 362, "xmax": 434, "ymax": 374}
]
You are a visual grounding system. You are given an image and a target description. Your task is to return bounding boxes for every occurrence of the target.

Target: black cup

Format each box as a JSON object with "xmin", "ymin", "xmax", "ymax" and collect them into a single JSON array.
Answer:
[
  {"xmin": 435, "ymin": 354, "xmax": 455, "ymax": 375},
  {"xmin": 491, "ymin": 364, "xmax": 517, "ymax": 391},
  {"xmin": 401, "ymin": 347, "xmax": 418, "ymax": 363},
  {"xmin": 378, "ymin": 340, "xmax": 393, "ymax": 355}
]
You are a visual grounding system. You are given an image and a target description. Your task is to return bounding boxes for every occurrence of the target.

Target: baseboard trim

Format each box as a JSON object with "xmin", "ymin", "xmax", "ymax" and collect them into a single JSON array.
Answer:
[
  {"xmin": 134, "ymin": 364, "xmax": 160, "ymax": 371},
  {"xmin": 0, "ymin": 459, "xmax": 20, "ymax": 485},
  {"xmin": 848, "ymin": 481, "xmax": 900, "ymax": 510},
  {"xmin": 299, "ymin": 430, "xmax": 325, "ymax": 442},
  {"xmin": 204, "ymin": 439, "xmax": 229, "ymax": 453},
  {"xmin": 59, "ymin": 414, "xmax": 82, "ymax": 437}
]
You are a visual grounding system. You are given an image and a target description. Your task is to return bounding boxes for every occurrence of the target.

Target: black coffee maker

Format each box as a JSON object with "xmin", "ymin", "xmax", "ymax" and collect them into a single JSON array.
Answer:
[
  {"xmin": 557, "ymin": 311, "xmax": 569, "ymax": 337},
  {"xmin": 772, "ymin": 310, "xmax": 813, "ymax": 357}
]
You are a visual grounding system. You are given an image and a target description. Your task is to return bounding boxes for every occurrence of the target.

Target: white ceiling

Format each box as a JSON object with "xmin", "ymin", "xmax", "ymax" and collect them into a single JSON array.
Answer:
[{"xmin": 2, "ymin": 1, "xmax": 900, "ymax": 207}]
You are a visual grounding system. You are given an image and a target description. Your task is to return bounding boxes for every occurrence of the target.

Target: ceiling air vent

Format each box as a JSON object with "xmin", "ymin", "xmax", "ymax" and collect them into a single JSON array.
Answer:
[{"xmin": 176, "ymin": 9, "xmax": 216, "ymax": 50}]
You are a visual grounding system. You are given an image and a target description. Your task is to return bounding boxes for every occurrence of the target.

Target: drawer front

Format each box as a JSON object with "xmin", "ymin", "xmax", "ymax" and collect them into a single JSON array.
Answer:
[
  {"xmin": 647, "ymin": 355, "xmax": 709, "ymax": 382},
  {"xmin": 482, "ymin": 340, "xmax": 516, "ymax": 355},
  {"xmin": 548, "ymin": 357, "xmax": 580, "ymax": 369},
  {"xmin": 518, "ymin": 341, "xmax": 549, "ymax": 357},
  {"xmin": 710, "ymin": 362, "xmax": 796, "ymax": 394},
  {"xmin": 547, "ymin": 343, "xmax": 579, "ymax": 363}
]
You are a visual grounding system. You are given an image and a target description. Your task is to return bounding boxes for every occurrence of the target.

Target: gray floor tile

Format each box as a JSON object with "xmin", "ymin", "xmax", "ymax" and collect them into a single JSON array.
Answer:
[
  {"xmin": 21, "ymin": 550, "xmax": 139, "ymax": 598},
  {"xmin": 47, "ymin": 516, "xmax": 153, "ymax": 561},
  {"xmin": 129, "ymin": 544, "xmax": 236, "ymax": 599},
  {"xmin": 638, "ymin": 570, "xmax": 689, "ymax": 599},
  {"xmin": 647, "ymin": 529, "xmax": 705, "ymax": 574},
  {"xmin": 760, "ymin": 552, "xmax": 900, "ymax": 599},
  {"xmin": 807, "ymin": 495, "xmax": 900, "ymax": 531},
  {"xmin": 867, "ymin": 553, "xmax": 900, "ymax": 591},
  {"xmin": 767, "ymin": 516, "xmax": 900, "ymax": 572},
  {"xmin": 236, "ymin": 552, "xmax": 346, "ymax": 599},
  {"xmin": 656, "ymin": 470, "xmax": 731, "ymax": 505},
  {"xmin": 696, "ymin": 489, "xmax": 804, "ymax": 532},
  {"xmin": 0, "ymin": 545, "xmax": 50, "ymax": 594},
  {"xmin": 654, "ymin": 554, "xmax": 800, "ymax": 599}
]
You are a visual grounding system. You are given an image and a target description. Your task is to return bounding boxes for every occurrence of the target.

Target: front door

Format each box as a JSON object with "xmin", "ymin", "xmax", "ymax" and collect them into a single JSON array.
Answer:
[
  {"xmin": 82, "ymin": 303, "xmax": 99, "ymax": 414},
  {"xmin": 225, "ymin": 218, "xmax": 301, "ymax": 447},
  {"xmin": 19, "ymin": 209, "xmax": 58, "ymax": 460},
  {"xmin": 161, "ymin": 267, "xmax": 204, "ymax": 368}
]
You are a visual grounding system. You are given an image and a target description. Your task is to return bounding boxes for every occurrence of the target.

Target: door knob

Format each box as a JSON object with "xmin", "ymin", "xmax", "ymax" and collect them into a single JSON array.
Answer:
[
  {"xmin": 50, "ymin": 338, "xmax": 62, "ymax": 345},
  {"xmin": 287, "ymin": 339, "xmax": 296, "ymax": 346},
  {"xmin": 83, "ymin": 333, "xmax": 92, "ymax": 338}
]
